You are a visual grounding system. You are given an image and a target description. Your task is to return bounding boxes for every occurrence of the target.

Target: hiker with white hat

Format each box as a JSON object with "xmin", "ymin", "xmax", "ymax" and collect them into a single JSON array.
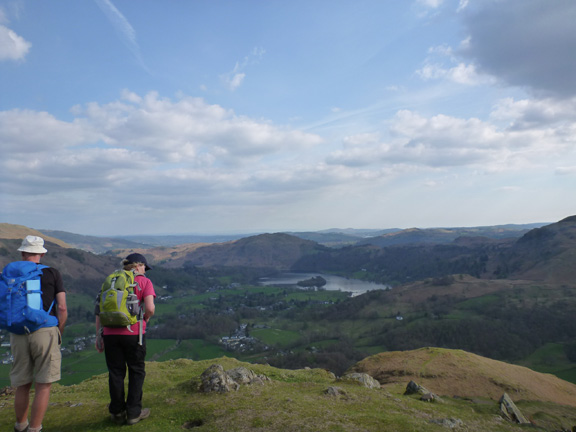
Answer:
[{"xmin": 4, "ymin": 235, "xmax": 68, "ymax": 432}]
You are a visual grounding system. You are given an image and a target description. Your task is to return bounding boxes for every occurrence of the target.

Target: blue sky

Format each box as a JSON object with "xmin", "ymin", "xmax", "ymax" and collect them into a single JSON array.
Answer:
[{"xmin": 1, "ymin": 0, "xmax": 575, "ymax": 236}]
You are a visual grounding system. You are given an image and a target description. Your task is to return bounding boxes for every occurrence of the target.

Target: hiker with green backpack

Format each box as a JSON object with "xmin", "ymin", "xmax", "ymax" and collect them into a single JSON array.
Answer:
[{"xmin": 95, "ymin": 253, "xmax": 156, "ymax": 426}]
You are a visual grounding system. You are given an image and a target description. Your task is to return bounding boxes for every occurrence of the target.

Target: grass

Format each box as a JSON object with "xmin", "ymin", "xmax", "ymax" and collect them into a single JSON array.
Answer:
[
  {"xmin": 1, "ymin": 356, "xmax": 573, "ymax": 431},
  {"xmin": 251, "ymin": 328, "xmax": 301, "ymax": 348}
]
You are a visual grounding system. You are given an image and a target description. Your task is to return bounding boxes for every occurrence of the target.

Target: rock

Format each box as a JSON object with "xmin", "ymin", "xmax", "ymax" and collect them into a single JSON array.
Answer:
[
  {"xmin": 200, "ymin": 364, "xmax": 240, "ymax": 393},
  {"xmin": 199, "ymin": 364, "xmax": 271, "ymax": 393},
  {"xmin": 405, "ymin": 380, "xmax": 442, "ymax": 402},
  {"xmin": 226, "ymin": 366, "xmax": 270, "ymax": 385},
  {"xmin": 404, "ymin": 380, "xmax": 430, "ymax": 395},
  {"xmin": 325, "ymin": 386, "xmax": 347, "ymax": 397},
  {"xmin": 420, "ymin": 392, "xmax": 442, "ymax": 403},
  {"xmin": 341, "ymin": 372, "xmax": 381, "ymax": 389},
  {"xmin": 0, "ymin": 387, "xmax": 15, "ymax": 396},
  {"xmin": 430, "ymin": 418, "xmax": 464, "ymax": 429},
  {"xmin": 499, "ymin": 393, "xmax": 530, "ymax": 424}
]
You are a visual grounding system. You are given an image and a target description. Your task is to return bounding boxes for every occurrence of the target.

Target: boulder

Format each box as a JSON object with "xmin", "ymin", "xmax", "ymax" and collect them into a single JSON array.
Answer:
[
  {"xmin": 200, "ymin": 364, "xmax": 240, "ymax": 393},
  {"xmin": 340, "ymin": 372, "xmax": 381, "ymax": 389},
  {"xmin": 324, "ymin": 386, "xmax": 347, "ymax": 397},
  {"xmin": 499, "ymin": 393, "xmax": 530, "ymax": 424},
  {"xmin": 226, "ymin": 366, "xmax": 270, "ymax": 385},
  {"xmin": 199, "ymin": 364, "xmax": 271, "ymax": 393},
  {"xmin": 404, "ymin": 380, "xmax": 430, "ymax": 395},
  {"xmin": 405, "ymin": 380, "xmax": 442, "ymax": 402},
  {"xmin": 430, "ymin": 418, "xmax": 464, "ymax": 429}
]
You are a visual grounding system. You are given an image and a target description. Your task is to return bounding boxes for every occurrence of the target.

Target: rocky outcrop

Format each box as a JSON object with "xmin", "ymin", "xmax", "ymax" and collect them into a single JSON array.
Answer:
[
  {"xmin": 340, "ymin": 372, "xmax": 381, "ymax": 389},
  {"xmin": 324, "ymin": 386, "xmax": 347, "ymax": 398},
  {"xmin": 226, "ymin": 366, "xmax": 271, "ymax": 386},
  {"xmin": 199, "ymin": 364, "xmax": 270, "ymax": 393},
  {"xmin": 499, "ymin": 393, "xmax": 530, "ymax": 424},
  {"xmin": 429, "ymin": 418, "xmax": 464, "ymax": 429},
  {"xmin": 200, "ymin": 364, "xmax": 239, "ymax": 393},
  {"xmin": 404, "ymin": 380, "xmax": 442, "ymax": 402}
]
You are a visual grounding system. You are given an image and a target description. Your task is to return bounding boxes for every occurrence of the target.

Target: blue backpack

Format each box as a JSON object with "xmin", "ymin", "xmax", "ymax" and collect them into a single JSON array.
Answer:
[{"xmin": 0, "ymin": 261, "xmax": 59, "ymax": 334}]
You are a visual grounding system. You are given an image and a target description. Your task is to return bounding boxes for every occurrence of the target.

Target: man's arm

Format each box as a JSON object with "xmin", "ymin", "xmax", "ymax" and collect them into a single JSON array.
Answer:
[{"xmin": 56, "ymin": 291, "xmax": 67, "ymax": 335}]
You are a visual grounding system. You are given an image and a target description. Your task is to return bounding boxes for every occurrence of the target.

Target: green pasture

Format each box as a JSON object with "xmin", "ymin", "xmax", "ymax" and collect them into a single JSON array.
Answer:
[
  {"xmin": 149, "ymin": 338, "xmax": 229, "ymax": 362},
  {"xmin": 251, "ymin": 328, "xmax": 301, "ymax": 348},
  {"xmin": 457, "ymin": 294, "xmax": 501, "ymax": 310}
]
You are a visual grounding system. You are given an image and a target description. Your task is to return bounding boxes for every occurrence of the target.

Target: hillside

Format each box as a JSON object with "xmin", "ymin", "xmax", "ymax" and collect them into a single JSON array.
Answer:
[
  {"xmin": 160, "ymin": 233, "xmax": 326, "ymax": 270},
  {"xmin": 501, "ymin": 215, "xmax": 576, "ymax": 282},
  {"xmin": 358, "ymin": 223, "xmax": 546, "ymax": 248},
  {"xmin": 105, "ymin": 242, "xmax": 212, "ymax": 265},
  {"xmin": 349, "ymin": 347, "xmax": 576, "ymax": 406},
  {"xmin": 2, "ymin": 350, "xmax": 576, "ymax": 431},
  {"xmin": 40, "ymin": 229, "xmax": 149, "ymax": 254},
  {"xmin": 0, "ymin": 223, "xmax": 71, "ymax": 249}
]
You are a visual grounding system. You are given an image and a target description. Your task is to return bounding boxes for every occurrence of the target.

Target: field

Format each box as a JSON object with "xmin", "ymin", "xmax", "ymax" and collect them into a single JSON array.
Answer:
[{"xmin": 1, "ymin": 280, "xmax": 576, "ymax": 389}]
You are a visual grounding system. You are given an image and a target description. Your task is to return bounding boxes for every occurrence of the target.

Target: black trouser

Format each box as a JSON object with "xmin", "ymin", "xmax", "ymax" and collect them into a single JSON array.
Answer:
[{"xmin": 103, "ymin": 334, "xmax": 146, "ymax": 419}]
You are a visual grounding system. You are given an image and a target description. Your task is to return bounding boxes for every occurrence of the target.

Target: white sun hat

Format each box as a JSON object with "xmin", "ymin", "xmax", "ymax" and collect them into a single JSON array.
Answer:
[{"xmin": 17, "ymin": 235, "xmax": 48, "ymax": 254}]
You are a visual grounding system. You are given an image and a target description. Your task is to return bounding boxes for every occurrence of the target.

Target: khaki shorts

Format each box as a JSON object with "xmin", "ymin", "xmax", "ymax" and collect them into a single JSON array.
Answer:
[{"xmin": 10, "ymin": 327, "xmax": 62, "ymax": 387}]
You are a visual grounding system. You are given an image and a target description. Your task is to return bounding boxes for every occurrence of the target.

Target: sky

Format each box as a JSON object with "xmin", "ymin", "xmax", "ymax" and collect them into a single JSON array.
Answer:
[{"xmin": 1, "ymin": 0, "xmax": 575, "ymax": 236}]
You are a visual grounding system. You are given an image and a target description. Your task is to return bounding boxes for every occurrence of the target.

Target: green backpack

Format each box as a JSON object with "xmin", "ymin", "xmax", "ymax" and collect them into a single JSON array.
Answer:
[{"xmin": 99, "ymin": 269, "xmax": 141, "ymax": 328}]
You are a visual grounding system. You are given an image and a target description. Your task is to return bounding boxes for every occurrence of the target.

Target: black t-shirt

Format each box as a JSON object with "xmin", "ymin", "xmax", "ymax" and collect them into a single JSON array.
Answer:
[{"xmin": 40, "ymin": 267, "xmax": 65, "ymax": 316}]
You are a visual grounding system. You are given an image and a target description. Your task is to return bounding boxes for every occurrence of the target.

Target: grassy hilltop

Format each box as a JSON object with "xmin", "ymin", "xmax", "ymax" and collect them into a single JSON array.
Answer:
[{"xmin": 2, "ymin": 349, "xmax": 576, "ymax": 431}]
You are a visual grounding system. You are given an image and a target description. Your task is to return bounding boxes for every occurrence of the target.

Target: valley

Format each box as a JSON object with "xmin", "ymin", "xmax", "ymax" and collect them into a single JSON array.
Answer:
[{"xmin": 1, "ymin": 217, "xmax": 576, "ymax": 389}]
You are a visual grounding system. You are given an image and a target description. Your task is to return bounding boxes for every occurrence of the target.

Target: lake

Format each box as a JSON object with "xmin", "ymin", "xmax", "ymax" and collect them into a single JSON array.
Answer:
[{"xmin": 259, "ymin": 273, "xmax": 390, "ymax": 297}]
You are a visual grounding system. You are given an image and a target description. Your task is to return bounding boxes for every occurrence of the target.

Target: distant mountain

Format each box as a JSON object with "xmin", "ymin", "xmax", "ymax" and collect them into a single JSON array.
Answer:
[
  {"xmin": 38, "ymin": 230, "xmax": 263, "ymax": 251},
  {"xmin": 40, "ymin": 229, "xmax": 149, "ymax": 254},
  {"xmin": 0, "ymin": 223, "xmax": 71, "ymax": 248},
  {"xmin": 116, "ymin": 233, "xmax": 252, "ymax": 247},
  {"xmin": 284, "ymin": 229, "xmax": 398, "ymax": 247},
  {"xmin": 4, "ymin": 218, "xmax": 574, "ymax": 287},
  {"xmin": 358, "ymin": 223, "xmax": 547, "ymax": 248},
  {"xmin": 161, "ymin": 232, "xmax": 326, "ymax": 270},
  {"xmin": 495, "ymin": 215, "xmax": 576, "ymax": 282}
]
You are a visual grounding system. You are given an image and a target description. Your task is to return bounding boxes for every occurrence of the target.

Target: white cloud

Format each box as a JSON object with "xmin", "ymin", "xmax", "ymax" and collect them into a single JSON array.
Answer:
[
  {"xmin": 0, "ymin": 24, "xmax": 31, "ymax": 61},
  {"xmin": 94, "ymin": 0, "xmax": 149, "ymax": 72},
  {"xmin": 327, "ymin": 99, "xmax": 576, "ymax": 173},
  {"xmin": 224, "ymin": 71, "xmax": 245, "ymax": 91},
  {"xmin": 491, "ymin": 96, "xmax": 576, "ymax": 131},
  {"xmin": 221, "ymin": 46, "xmax": 266, "ymax": 91},
  {"xmin": 417, "ymin": 42, "xmax": 495, "ymax": 86},
  {"xmin": 0, "ymin": 91, "xmax": 325, "ymax": 205},
  {"xmin": 417, "ymin": 0, "xmax": 444, "ymax": 8}
]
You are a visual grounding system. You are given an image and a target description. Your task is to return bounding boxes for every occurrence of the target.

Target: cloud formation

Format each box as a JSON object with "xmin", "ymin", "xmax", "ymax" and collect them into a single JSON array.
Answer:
[
  {"xmin": 459, "ymin": 0, "xmax": 576, "ymax": 97},
  {"xmin": 1, "ymin": 1, "xmax": 574, "ymax": 234},
  {"xmin": 221, "ymin": 47, "xmax": 266, "ymax": 91},
  {"xmin": 94, "ymin": 0, "xmax": 149, "ymax": 72},
  {"xmin": 0, "ymin": 17, "xmax": 31, "ymax": 61}
]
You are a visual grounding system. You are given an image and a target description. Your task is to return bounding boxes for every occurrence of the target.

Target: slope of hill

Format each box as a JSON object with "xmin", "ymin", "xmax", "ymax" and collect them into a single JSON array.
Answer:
[
  {"xmin": 104, "ymin": 243, "xmax": 212, "ymax": 266},
  {"xmin": 39, "ymin": 229, "xmax": 149, "ymax": 254},
  {"xmin": 1, "ymin": 351, "xmax": 575, "ymax": 431},
  {"xmin": 349, "ymin": 347, "xmax": 576, "ymax": 406},
  {"xmin": 359, "ymin": 223, "xmax": 547, "ymax": 248},
  {"xmin": 0, "ymin": 223, "xmax": 71, "ymax": 248},
  {"xmin": 501, "ymin": 215, "xmax": 576, "ymax": 282},
  {"xmin": 161, "ymin": 233, "xmax": 327, "ymax": 270}
]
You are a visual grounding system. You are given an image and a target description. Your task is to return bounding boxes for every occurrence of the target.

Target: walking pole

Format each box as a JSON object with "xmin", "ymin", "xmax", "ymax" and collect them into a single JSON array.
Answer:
[{"xmin": 138, "ymin": 308, "xmax": 144, "ymax": 346}]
